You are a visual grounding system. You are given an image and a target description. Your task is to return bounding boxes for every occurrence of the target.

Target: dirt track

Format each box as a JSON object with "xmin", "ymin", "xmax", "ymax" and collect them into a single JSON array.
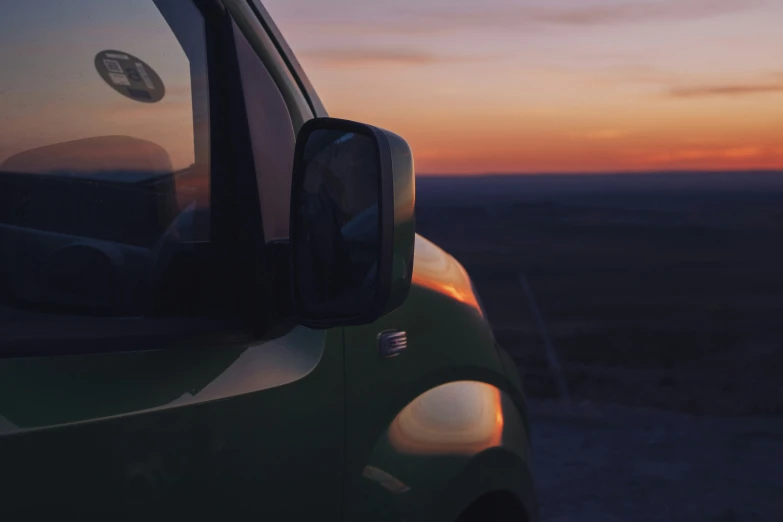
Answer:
[{"xmin": 530, "ymin": 400, "xmax": 783, "ymax": 522}]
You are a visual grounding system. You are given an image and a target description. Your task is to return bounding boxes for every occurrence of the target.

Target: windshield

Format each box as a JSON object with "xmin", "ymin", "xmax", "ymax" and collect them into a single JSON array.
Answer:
[{"xmin": 0, "ymin": 0, "xmax": 211, "ymax": 321}]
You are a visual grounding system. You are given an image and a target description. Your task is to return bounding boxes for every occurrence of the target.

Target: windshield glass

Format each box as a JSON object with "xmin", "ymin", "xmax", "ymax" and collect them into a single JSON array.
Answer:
[
  {"xmin": 0, "ymin": 0, "xmax": 205, "ymax": 178},
  {"xmin": 0, "ymin": 0, "xmax": 211, "ymax": 322}
]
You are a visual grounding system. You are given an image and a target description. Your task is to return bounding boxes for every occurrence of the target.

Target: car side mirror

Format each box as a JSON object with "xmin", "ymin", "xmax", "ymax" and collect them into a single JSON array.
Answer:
[{"xmin": 289, "ymin": 117, "xmax": 415, "ymax": 327}]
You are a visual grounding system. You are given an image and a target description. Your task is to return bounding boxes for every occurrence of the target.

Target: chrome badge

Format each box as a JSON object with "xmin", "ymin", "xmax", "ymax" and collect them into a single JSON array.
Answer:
[{"xmin": 378, "ymin": 330, "xmax": 408, "ymax": 358}]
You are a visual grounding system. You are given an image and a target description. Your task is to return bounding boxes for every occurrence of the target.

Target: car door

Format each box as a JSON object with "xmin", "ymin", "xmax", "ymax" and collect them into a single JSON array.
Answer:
[
  {"xmin": 340, "ymin": 239, "xmax": 518, "ymax": 522},
  {"xmin": 0, "ymin": 1, "xmax": 344, "ymax": 520}
]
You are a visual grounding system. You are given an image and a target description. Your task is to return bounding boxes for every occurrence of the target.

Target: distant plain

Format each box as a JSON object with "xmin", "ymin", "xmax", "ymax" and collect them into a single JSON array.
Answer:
[{"xmin": 417, "ymin": 171, "xmax": 783, "ymax": 416}]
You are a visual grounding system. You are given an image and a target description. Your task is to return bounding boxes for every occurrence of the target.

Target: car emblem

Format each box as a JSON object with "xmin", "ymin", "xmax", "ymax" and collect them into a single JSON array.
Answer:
[{"xmin": 378, "ymin": 330, "xmax": 407, "ymax": 358}]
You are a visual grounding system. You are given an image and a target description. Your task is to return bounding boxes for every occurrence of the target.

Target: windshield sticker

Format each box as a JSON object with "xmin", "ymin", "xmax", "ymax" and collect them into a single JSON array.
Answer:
[
  {"xmin": 103, "ymin": 59, "xmax": 124, "ymax": 74},
  {"xmin": 135, "ymin": 62, "xmax": 156, "ymax": 90},
  {"xmin": 95, "ymin": 50, "xmax": 165, "ymax": 103},
  {"xmin": 108, "ymin": 72, "xmax": 130, "ymax": 86}
]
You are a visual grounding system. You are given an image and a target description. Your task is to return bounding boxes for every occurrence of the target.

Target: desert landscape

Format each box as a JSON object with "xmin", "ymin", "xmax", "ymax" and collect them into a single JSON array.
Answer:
[{"xmin": 417, "ymin": 171, "xmax": 783, "ymax": 521}]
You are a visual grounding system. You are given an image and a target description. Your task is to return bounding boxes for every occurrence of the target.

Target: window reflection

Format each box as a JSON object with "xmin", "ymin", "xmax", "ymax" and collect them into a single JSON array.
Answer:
[
  {"xmin": 0, "ymin": 0, "xmax": 207, "ymax": 181},
  {"xmin": 0, "ymin": 0, "xmax": 210, "ymax": 321}
]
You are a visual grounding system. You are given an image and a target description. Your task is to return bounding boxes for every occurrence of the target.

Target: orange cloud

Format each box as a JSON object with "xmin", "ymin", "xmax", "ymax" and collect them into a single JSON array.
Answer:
[
  {"xmin": 634, "ymin": 146, "xmax": 783, "ymax": 170},
  {"xmin": 301, "ymin": 48, "xmax": 488, "ymax": 67},
  {"xmin": 578, "ymin": 129, "xmax": 626, "ymax": 140},
  {"xmin": 668, "ymin": 83, "xmax": 783, "ymax": 98}
]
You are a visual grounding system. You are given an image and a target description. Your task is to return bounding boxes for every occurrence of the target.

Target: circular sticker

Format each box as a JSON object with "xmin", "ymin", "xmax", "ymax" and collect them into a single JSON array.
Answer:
[{"xmin": 94, "ymin": 50, "xmax": 165, "ymax": 103}]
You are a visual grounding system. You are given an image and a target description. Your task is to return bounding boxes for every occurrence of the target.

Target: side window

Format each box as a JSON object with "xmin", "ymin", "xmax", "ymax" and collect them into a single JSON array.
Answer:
[
  {"xmin": 233, "ymin": 19, "xmax": 297, "ymax": 242},
  {"xmin": 0, "ymin": 1, "xmax": 212, "ymax": 332}
]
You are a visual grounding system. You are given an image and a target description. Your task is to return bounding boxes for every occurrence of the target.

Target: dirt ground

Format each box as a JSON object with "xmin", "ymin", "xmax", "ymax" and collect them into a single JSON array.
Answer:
[
  {"xmin": 414, "ymin": 174, "xmax": 783, "ymax": 521},
  {"xmin": 529, "ymin": 399, "xmax": 783, "ymax": 522}
]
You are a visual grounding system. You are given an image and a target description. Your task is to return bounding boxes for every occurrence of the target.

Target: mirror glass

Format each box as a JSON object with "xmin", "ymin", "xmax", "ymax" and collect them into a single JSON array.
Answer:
[{"xmin": 293, "ymin": 129, "xmax": 381, "ymax": 317}]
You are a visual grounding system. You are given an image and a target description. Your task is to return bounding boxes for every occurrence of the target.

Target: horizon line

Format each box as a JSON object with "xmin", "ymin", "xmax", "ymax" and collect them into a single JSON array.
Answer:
[{"xmin": 416, "ymin": 168, "xmax": 783, "ymax": 177}]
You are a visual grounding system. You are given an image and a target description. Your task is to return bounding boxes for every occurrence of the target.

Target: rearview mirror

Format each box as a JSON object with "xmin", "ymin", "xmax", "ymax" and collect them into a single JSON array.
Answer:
[{"xmin": 289, "ymin": 118, "xmax": 415, "ymax": 327}]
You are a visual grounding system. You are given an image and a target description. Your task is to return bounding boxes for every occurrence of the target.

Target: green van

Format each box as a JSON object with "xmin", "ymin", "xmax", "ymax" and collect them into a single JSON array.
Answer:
[{"xmin": 0, "ymin": 1, "xmax": 537, "ymax": 520}]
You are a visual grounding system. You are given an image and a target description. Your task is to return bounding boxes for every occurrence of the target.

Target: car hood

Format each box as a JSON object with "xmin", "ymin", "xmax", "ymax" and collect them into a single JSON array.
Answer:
[{"xmin": 410, "ymin": 233, "xmax": 484, "ymax": 316}]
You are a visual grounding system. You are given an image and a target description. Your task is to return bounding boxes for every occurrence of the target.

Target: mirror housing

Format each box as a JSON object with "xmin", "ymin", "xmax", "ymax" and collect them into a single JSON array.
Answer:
[{"xmin": 289, "ymin": 117, "xmax": 415, "ymax": 328}]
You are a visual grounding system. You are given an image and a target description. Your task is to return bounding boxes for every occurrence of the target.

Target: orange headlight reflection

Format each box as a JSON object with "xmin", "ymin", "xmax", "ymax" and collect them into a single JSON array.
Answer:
[
  {"xmin": 388, "ymin": 381, "xmax": 504, "ymax": 456},
  {"xmin": 411, "ymin": 238, "xmax": 483, "ymax": 315}
]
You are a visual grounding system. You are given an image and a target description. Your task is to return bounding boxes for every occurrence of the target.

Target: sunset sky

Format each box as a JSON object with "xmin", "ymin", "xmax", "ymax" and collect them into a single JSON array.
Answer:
[{"xmin": 263, "ymin": 0, "xmax": 783, "ymax": 174}]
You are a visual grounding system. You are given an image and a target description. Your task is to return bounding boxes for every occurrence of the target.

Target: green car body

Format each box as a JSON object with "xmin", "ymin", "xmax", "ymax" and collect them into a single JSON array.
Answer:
[{"xmin": 0, "ymin": 1, "xmax": 538, "ymax": 520}]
